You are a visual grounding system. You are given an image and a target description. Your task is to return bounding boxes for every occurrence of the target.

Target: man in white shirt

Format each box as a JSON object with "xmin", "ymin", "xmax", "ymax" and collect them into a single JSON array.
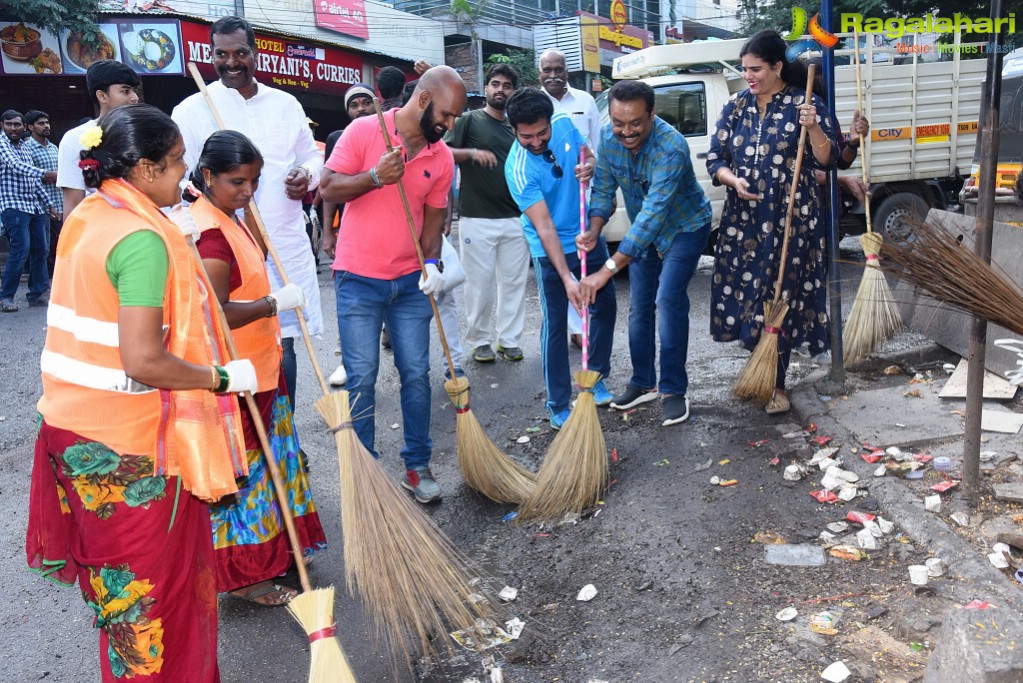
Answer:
[
  {"xmin": 172, "ymin": 16, "xmax": 323, "ymax": 409},
  {"xmin": 57, "ymin": 60, "xmax": 140, "ymax": 219},
  {"xmin": 539, "ymin": 48, "xmax": 602, "ymax": 348}
]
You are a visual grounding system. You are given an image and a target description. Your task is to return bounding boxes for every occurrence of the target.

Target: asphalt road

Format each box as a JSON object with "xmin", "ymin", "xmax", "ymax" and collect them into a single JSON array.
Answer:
[{"xmin": 1, "ymin": 239, "xmax": 886, "ymax": 682}]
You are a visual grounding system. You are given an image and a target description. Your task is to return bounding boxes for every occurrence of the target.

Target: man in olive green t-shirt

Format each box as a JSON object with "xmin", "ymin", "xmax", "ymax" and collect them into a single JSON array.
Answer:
[{"xmin": 444, "ymin": 64, "xmax": 529, "ymax": 364}]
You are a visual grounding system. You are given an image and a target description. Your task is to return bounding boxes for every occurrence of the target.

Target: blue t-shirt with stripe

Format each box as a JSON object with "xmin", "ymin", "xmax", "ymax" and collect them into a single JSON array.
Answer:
[{"xmin": 504, "ymin": 113, "xmax": 586, "ymax": 258}]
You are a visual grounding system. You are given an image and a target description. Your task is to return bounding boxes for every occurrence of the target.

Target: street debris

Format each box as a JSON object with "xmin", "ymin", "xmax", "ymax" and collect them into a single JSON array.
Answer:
[
  {"xmin": 820, "ymin": 660, "xmax": 851, "ymax": 682},
  {"xmin": 883, "ymin": 365, "xmax": 902, "ymax": 375},
  {"xmin": 498, "ymin": 586, "xmax": 519, "ymax": 602},
  {"xmin": 450, "ymin": 618, "xmax": 525, "ymax": 651},
  {"xmin": 903, "ymin": 388, "xmax": 923, "ymax": 398},
  {"xmin": 576, "ymin": 584, "xmax": 598, "ymax": 601},
  {"xmin": 925, "ymin": 558, "xmax": 944, "ymax": 577},
  {"xmin": 753, "ymin": 531, "xmax": 786, "ymax": 545},
  {"xmin": 810, "ymin": 611, "xmax": 838, "ymax": 635},
  {"xmin": 775, "ymin": 607, "xmax": 798, "ymax": 621},
  {"xmin": 693, "ymin": 458, "xmax": 713, "ymax": 472},
  {"xmin": 950, "ymin": 511, "xmax": 970, "ymax": 526},
  {"xmin": 924, "ymin": 494, "xmax": 942, "ymax": 513},
  {"xmin": 908, "ymin": 565, "xmax": 929, "ymax": 585},
  {"xmin": 962, "ymin": 600, "xmax": 995, "ymax": 609},
  {"xmin": 502, "ymin": 511, "xmax": 518, "ymax": 523},
  {"xmin": 765, "ymin": 544, "xmax": 826, "ymax": 566},
  {"xmin": 783, "ymin": 464, "xmax": 805, "ymax": 481},
  {"xmin": 810, "ymin": 490, "xmax": 840, "ymax": 504},
  {"xmin": 516, "ymin": 436, "xmax": 530, "ymax": 444},
  {"xmin": 829, "ymin": 545, "xmax": 867, "ymax": 562},
  {"xmin": 654, "ymin": 458, "xmax": 669, "ymax": 466}
]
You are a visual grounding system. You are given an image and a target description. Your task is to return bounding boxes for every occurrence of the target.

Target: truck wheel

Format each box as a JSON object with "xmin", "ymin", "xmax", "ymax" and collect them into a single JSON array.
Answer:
[{"xmin": 874, "ymin": 192, "xmax": 929, "ymax": 245}]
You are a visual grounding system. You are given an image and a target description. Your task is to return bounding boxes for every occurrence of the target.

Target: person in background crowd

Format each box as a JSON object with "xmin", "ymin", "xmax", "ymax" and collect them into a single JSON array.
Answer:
[
  {"xmin": 184, "ymin": 130, "xmax": 326, "ymax": 606},
  {"xmin": 0, "ymin": 109, "xmax": 57, "ymax": 312},
  {"xmin": 579, "ymin": 81, "xmax": 711, "ymax": 426},
  {"xmin": 57, "ymin": 60, "xmax": 140, "ymax": 219},
  {"xmin": 444, "ymin": 63, "xmax": 527, "ymax": 365},
  {"xmin": 319, "ymin": 66, "xmax": 465, "ymax": 504},
  {"xmin": 27, "ymin": 103, "xmax": 257, "ymax": 682},
  {"xmin": 504, "ymin": 88, "xmax": 616, "ymax": 430},
  {"xmin": 321, "ymin": 83, "xmax": 376, "ymax": 388},
  {"xmin": 538, "ymin": 48, "xmax": 601, "ymax": 350},
  {"xmin": 377, "ymin": 66, "xmax": 407, "ymax": 112},
  {"xmin": 24, "ymin": 110, "xmax": 62, "ymax": 276},
  {"xmin": 706, "ymin": 29, "xmax": 837, "ymax": 415},
  {"xmin": 173, "ymin": 15, "xmax": 324, "ymax": 411}
]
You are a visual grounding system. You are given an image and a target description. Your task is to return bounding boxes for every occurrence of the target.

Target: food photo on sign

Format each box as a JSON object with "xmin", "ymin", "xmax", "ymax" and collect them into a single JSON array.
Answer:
[
  {"xmin": 0, "ymin": 22, "xmax": 63, "ymax": 74},
  {"xmin": 60, "ymin": 24, "xmax": 121, "ymax": 74},
  {"xmin": 118, "ymin": 20, "xmax": 183, "ymax": 74}
]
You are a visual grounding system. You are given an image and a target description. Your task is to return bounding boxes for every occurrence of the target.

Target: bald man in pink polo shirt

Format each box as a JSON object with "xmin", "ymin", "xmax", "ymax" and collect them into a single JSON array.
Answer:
[{"xmin": 319, "ymin": 66, "xmax": 467, "ymax": 504}]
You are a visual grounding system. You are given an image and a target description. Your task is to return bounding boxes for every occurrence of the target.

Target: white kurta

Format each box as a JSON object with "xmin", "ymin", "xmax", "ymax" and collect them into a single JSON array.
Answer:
[{"xmin": 173, "ymin": 79, "xmax": 324, "ymax": 338}]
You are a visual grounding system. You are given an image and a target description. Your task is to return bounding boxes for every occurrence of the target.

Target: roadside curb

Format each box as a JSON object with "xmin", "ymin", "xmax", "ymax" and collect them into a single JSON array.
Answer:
[{"xmin": 789, "ymin": 356, "xmax": 1023, "ymax": 679}]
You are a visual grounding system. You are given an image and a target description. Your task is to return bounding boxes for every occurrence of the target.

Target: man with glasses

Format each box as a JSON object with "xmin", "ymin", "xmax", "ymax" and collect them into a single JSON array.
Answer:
[
  {"xmin": 578, "ymin": 80, "xmax": 711, "ymax": 427},
  {"xmin": 444, "ymin": 63, "xmax": 529, "ymax": 365},
  {"xmin": 504, "ymin": 88, "xmax": 616, "ymax": 430}
]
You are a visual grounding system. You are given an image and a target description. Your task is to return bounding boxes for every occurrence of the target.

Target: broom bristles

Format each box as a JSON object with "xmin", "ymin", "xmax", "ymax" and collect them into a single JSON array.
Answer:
[
  {"xmin": 843, "ymin": 232, "xmax": 903, "ymax": 363},
  {"xmin": 314, "ymin": 390, "xmax": 506, "ymax": 667},
  {"xmin": 286, "ymin": 587, "xmax": 357, "ymax": 683},
  {"xmin": 444, "ymin": 377, "xmax": 536, "ymax": 504},
  {"xmin": 517, "ymin": 370, "xmax": 607, "ymax": 522},
  {"xmin": 734, "ymin": 301, "xmax": 787, "ymax": 406}
]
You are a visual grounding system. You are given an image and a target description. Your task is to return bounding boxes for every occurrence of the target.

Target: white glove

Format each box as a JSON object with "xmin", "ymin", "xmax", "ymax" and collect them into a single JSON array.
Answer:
[
  {"xmin": 169, "ymin": 205, "xmax": 201, "ymax": 241},
  {"xmin": 418, "ymin": 263, "xmax": 445, "ymax": 296},
  {"xmin": 222, "ymin": 359, "xmax": 258, "ymax": 394},
  {"xmin": 270, "ymin": 283, "xmax": 305, "ymax": 312}
]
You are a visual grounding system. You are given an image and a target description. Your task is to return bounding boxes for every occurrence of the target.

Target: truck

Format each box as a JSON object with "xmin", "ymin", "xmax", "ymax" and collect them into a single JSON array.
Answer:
[{"xmin": 597, "ymin": 34, "xmax": 987, "ymax": 245}]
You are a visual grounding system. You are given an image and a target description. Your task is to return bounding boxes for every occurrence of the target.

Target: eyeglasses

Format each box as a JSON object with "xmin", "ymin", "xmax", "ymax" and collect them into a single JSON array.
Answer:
[{"xmin": 541, "ymin": 149, "xmax": 563, "ymax": 178}]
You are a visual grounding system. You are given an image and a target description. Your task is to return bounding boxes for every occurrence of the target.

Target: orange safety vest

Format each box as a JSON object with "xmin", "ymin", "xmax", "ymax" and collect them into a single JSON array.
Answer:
[
  {"xmin": 38, "ymin": 178, "xmax": 247, "ymax": 501},
  {"xmin": 190, "ymin": 195, "xmax": 282, "ymax": 393}
]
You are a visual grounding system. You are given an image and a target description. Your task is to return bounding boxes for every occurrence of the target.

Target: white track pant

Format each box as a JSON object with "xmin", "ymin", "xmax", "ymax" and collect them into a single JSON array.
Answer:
[{"xmin": 458, "ymin": 216, "xmax": 530, "ymax": 349}]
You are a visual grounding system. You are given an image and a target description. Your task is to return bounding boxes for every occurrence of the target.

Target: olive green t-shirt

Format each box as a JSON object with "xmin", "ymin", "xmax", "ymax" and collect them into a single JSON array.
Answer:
[
  {"xmin": 105, "ymin": 230, "xmax": 169, "ymax": 307},
  {"xmin": 444, "ymin": 109, "xmax": 520, "ymax": 220}
]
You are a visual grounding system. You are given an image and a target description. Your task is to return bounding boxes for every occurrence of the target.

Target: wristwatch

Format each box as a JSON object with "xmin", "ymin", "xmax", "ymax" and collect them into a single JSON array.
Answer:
[{"xmin": 605, "ymin": 258, "xmax": 619, "ymax": 275}]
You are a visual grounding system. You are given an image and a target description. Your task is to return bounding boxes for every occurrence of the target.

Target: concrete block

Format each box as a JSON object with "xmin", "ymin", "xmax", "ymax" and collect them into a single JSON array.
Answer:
[
  {"xmin": 993, "ymin": 483, "xmax": 1023, "ymax": 504},
  {"xmin": 830, "ymin": 384, "xmax": 963, "ymax": 447},
  {"xmin": 896, "ymin": 210, "xmax": 1023, "ymax": 377},
  {"xmin": 925, "ymin": 606, "xmax": 1023, "ymax": 683}
]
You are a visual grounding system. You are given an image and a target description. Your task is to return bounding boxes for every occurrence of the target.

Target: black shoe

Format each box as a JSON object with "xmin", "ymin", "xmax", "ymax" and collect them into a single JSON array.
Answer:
[
  {"xmin": 661, "ymin": 395, "xmax": 690, "ymax": 426},
  {"xmin": 610, "ymin": 384, "xmax": 658, "ymax": 411},
  {"xmin": 496, "ymin": 345, "xmax": 523, "ymax": 362},
  {"xmin": 472, "ymin": 344, "xmax": 496, "ymax": 363}
]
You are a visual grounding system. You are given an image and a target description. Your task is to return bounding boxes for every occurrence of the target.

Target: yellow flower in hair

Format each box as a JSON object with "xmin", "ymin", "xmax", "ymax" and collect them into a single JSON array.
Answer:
[{"xmin": 79, "ymin": 125, "xmax": 103, "ymax": 150}]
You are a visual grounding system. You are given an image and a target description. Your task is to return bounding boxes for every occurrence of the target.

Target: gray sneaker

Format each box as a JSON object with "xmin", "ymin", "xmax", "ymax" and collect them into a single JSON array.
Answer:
[
  {"xmin": 661, "ymin": 395, "xmax": 690, "ymax": 426},
  {"xmin": 402, "ymin": 467, "xmax": 442, "ymax": 504},
  {"xmin": 472, "ymin": 344, "xmax": 496, "ymax": 363},
  {"xmin": 610, "ymin": 384, "xmax": 658, "ymax": 410},
  {"xmin": 496, "ymin": 345, "xmax": 523, "ymax": 362}
]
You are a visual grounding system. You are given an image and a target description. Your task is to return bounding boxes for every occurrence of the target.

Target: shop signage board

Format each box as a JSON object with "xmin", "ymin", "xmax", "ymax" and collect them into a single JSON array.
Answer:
[
  {"xmin": 0, "ymin": 21, "xmax": 64, "ymax": 75},
  {"xmin": 575, "ymin": 11, "xmax": 654, "ymax": 54},
  {"xmin": 314, "ymin": 0, "xmax": 370, "ymax": 40},
  {"xmin": 180, "ymin": 20, "xmax": 365, "ymax": 96}
]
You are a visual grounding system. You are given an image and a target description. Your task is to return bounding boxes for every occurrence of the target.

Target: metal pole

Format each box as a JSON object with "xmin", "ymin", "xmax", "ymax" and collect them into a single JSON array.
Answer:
[
  {"xmin": 821, "ymin": 0, "xmax": 845, "ymax": 385},
  {"xmin": 963, "ymin": 0, "xmax": 1005, "ymax": 498}
]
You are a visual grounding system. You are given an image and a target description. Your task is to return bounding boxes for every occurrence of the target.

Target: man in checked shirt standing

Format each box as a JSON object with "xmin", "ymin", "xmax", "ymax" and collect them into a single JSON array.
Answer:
[{"xmin": 577, "ymin": 81, "xmax": 711, "ymax": 427}]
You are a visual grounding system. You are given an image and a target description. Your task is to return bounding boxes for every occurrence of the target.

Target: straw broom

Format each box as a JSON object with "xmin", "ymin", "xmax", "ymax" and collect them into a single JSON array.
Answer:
[
  {"xmin": 370, "ymin": 98, "xmax": 536, "ymax": 505},
  {"xmin": 184, "ymin": 236, "xmax": 353, "ymax": 683},
  {"xmin": 878, "ymin": 215, "xmax": 1023, "ymax": 336},
  {"xmin": 516, "ymin": 152, "xmax": 607, "ymax": 523},
  {"xmin": 735, "ymin": 65, "xmax": 817, "ymax": 406},
  {"xmin": 842, "ymin": 28, "xmax": 903, "ymax": 363},
  {"xmin": 187, "ymin": 63, "xmax": 507, "ymax": 666}
]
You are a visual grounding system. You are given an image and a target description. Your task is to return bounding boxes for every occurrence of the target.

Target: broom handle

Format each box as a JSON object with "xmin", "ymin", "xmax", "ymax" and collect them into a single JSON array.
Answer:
[
  {"xmin": 371, "ymin": 98, "xmax": 458, "ymax": 379},
  {"xmin": 578, "ymin": 150, "xmax": 589, "ymax": 372},
  {"xmin": 186, "ymin": 237, "xmax": 313, "ymax": 594},
  {"xmin": 772, "ymin": 64, "xmax": 816, "ymax": 305},
  {"xmin": 852, "ymin": 29, "xmax": 874, "ymax": 235},
  {"xmin": 187, "ymin": 62, "xmax": 330, "ymax": 397}
]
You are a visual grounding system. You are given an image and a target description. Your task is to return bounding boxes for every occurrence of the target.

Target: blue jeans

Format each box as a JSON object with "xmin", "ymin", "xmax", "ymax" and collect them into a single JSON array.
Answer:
[
  {"xmin": 0, "ymin": 209, "xmax": 49, "ymax": 303},
  {"xmin": 335, "ymin": 270, "xmax": 433, "ymax": 469},
  {"xmin": 534, "ymin": 240, "xmax": 616, "ymax": 416},
  {"xmin": 626, "ymin": 223, "xmax": 710, "ymax": 396}
]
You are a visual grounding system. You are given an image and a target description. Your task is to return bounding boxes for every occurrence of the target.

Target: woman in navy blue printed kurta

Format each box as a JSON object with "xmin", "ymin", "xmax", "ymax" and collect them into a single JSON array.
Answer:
[{"xmin": 706, "ymin": 30, "xmax": 838, "ymax": 411}]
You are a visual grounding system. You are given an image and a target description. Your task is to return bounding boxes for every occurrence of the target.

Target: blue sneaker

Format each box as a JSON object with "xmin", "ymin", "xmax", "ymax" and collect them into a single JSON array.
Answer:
[
  {"xmin": 591, "ymin": 380, "xmax": 613, "ymax": 407},
  {"xmin": 550, "ymin": 408, "xmax": 571, "ymax": 431},
  {"xmin": 402, "ymin": 467, "xmax": 442, "ymax": 504}
]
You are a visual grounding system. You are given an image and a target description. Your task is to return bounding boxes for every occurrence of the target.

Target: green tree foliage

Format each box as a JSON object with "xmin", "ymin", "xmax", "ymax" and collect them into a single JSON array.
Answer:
[
  {"xmin": 488, "ymin": 48, "xmax": 540, "ymax": 86},
  {"xmin": 7, "ymin": 0, "xmax": 101, "ymax": 45}
]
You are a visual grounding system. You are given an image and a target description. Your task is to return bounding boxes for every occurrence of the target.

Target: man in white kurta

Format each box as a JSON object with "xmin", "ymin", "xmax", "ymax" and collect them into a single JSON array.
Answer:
[{"xmin": 172, "ymin": 16, "xmax": 323, "ymax": 408}]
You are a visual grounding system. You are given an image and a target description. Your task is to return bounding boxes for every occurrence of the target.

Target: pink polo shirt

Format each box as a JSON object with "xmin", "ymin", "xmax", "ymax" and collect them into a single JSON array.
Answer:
[{"xmin": 326, "ymin": 109, "xmax": 454, "ymax": 279}]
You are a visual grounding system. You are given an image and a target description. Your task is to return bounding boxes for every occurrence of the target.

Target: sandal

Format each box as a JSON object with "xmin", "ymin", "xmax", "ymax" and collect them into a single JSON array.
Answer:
[
  {"xmin": 765, "ymin": 390, "xmax": 790, "ymax": 415},
  {"xmin": 0, "ymin": 300, "xmax": 18, "ymax": 312},
  {"xmin": 229, "ymin": 581, "xmax": 297, "ymax": 607}
]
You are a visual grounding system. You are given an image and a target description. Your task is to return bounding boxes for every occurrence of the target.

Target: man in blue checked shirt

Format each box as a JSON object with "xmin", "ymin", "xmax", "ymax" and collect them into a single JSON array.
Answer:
[
  {"xmin": 0, "ymin": 109, "xmax": 57, "ymax": 312},
  {"xmin": 23, "ymin": 110, "xmax": 62, "ymax": 277},
  {"xmin": 504, "ymin": 87, "xmax": 617, "ymax": 431},
  {"xmin": 578, "ymin": 80, "xmax": 711, "ymax": 427}
]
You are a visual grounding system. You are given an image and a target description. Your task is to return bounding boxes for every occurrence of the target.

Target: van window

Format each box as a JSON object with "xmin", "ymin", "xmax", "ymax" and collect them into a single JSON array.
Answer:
[{"xmin": 654, "ymin": 83, "xmax": 707, "ymax": 138}]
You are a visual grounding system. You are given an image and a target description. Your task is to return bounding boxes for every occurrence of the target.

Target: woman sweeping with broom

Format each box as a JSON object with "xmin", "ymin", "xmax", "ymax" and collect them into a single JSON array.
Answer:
[
  {"xmin": 183, "ymin": 130, "xmax": 327, "ymax": 606},
  {"xmin": 706, "ymin": 30, "xmax": 838, "ymax": 414},
  {"xmin": 26, "ymin": 104, "xmax": 256, "ymax": 681}
]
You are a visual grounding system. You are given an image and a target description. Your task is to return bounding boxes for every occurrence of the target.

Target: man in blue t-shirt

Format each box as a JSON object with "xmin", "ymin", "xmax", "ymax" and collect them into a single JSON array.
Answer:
[{"xmin": 504, "ymin": 88, "xmax": 617, "ymax": 429}]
